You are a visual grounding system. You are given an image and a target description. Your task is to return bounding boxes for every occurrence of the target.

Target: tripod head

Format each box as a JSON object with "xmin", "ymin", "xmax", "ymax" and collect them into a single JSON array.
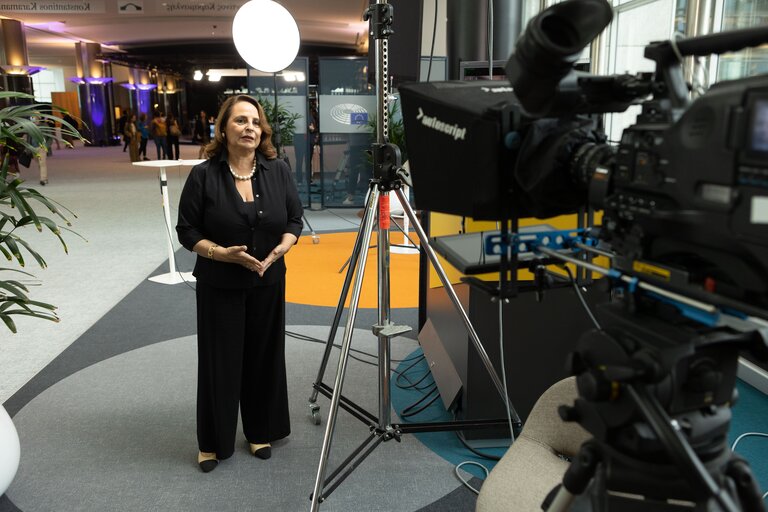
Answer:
[{"xmin": 552, "ymin": 294, "xmax": 768, "ymax": 510}]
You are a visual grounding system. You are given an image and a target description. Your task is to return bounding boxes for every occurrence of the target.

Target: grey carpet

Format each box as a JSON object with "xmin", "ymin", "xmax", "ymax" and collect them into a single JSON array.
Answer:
[
  {"xmin": 6, "ymin": 328, "xmax": 464, "ymax": 512},
  {"xmin": 0, "ymin": 144, "xmax": 479, "ymax": 511}
]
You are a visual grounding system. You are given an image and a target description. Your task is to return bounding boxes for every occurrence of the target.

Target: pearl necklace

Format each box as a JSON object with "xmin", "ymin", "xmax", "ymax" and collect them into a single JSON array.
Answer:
[{"xmin": 228, "ymin": 158, "xmax": 257, "ymax": 181}]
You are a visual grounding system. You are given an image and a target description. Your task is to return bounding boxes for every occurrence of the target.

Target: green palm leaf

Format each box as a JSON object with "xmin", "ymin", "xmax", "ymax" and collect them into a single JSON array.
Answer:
[{"xmin": 0, "ymin": 91, "xmax": 82, "ymax": 333}]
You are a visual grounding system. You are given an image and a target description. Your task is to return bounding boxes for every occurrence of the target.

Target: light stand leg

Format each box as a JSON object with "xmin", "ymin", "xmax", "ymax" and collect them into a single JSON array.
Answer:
[
  {"xmin": 310, "ymin": 187, "xmax": 380, "ymax": 512},
  {"xmin": 307, "ymin": 187, "xmax": 373, "ymax": 423},
  {"xmin": 394, "ymin": 188, "xmax": 519, "ymax": 421},
  {"xmin": 303, "ymin": 213, "xmax": 319, "ymax": 244}
]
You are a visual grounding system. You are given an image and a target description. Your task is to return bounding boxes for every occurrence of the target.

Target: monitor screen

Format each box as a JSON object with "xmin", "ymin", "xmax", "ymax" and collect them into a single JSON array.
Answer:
[{"xmin": 750, "ymin": 99, "xmax": 768, "ymax": 153}]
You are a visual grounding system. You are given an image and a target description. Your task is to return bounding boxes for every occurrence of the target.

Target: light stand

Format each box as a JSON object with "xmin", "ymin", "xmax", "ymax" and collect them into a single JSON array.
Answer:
[
  {"xmin": 308, "ymin": 2, "xmax": 521, "ymax": 509},
  {"xmin": 232, "ymin": 1, "xmax": 318, "ymax": 241},
  {"xmin": 271, "ymin": 72, "xmax": 319, "ymax": 244}
]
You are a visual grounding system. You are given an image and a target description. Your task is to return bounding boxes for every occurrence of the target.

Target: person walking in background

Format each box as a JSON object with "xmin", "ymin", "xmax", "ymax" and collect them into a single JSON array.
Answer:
[
  {"xmin": 122, "ymin": 115, "xmax": 139, "ymax": 162},
  {"xmin": 166, "ymin": 113, "xmax": 181, "ymax": 160},
  {"xmin": 151, "ymin": 111, "xmax": 168, "ymax": 159},
  {"xmin": 193, "ymin": 110, "xmax": 210, "ymax": 158},
  {"xmin": 126, "ymin": 113, "xmax": 139, "ymax": 162},
  {"xmin": 176, "ymin": 95, "xmax": 303, "ymax": 473},
  {"xmin": 62, "ymin": 113, "xmax": 77, "ymax": 148},
  {"xmin": 119, "ymin": 110, "xmax": 130, "ymax": 152},
  {"xmin": 137, "ymin": 113, "xmax": 150, "ymax": 161},
  {"xmin": 34, "ymin": 138, "xmax": 49, "ymax": 186}
]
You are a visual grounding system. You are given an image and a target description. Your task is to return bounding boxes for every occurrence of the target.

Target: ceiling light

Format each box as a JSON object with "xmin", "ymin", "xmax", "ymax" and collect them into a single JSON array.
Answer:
[
  {"xmin": 280, "ymin": 71, "xmax": 306, "ymax": 83},
  {"xmin": 2, "ymin": 65, "xmax": 44, "ymax": 75},
  {"xmin": 206, "ymin": 71, "xmax": 222, "ymax": 82},
  {"xmin": 193, "ymin": 70, "xmax": 203, "ymax": 81},
  {"xmin": 232, "ymin": 0, "xmax": 300, "ymax": 73}
]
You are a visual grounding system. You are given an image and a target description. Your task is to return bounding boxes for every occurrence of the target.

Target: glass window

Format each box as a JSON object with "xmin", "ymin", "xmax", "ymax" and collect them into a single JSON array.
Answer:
[
  {"xmin": 717, "ymin": 0, "xmax": 768, "ymax": 79},
  {"xmin": 31, "ymin": 69, "xmax": 64, "ymax": 103},
  {"xmin": 247, "ymin": 58, "xmax": 311, "ymax": 206}
]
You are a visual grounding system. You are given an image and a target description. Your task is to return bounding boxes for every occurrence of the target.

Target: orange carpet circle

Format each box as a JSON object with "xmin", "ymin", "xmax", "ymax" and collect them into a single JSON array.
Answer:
[{"xmin": 285, "ymin": 231, "xmax": 420, "ymax": 309}]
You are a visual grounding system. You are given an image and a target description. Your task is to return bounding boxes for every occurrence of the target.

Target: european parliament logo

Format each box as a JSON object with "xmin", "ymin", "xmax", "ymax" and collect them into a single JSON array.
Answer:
[{"xmin": 350, "ymin": 112, "xmax": 368, "ymax": 125}]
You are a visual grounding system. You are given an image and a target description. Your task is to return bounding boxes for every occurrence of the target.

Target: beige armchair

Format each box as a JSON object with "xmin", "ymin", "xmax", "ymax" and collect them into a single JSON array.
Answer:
[{"xmin": 476, "ymin": 377, "xmax": 591, "ymax": 511}]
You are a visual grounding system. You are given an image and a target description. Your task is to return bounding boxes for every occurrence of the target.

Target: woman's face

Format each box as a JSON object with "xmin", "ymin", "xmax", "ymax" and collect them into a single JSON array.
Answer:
[{"xmin": 224, "ymin": 101, "xmax": 262, "ymax": 153}]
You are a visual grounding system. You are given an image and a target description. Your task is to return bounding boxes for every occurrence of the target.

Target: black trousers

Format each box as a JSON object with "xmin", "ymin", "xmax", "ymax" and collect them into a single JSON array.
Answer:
[{"xmin": 195, "ymin": 280, "xmax": 290, "ymax": 459}]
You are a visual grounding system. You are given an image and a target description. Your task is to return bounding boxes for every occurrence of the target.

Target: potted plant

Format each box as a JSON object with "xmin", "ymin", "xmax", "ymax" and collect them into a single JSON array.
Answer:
[
  {"xmin": 0, "ymin": 91, "xmax": 84, "ymax": 495},
  {"xmin": 256, "ymin": 95, "xmax": 301, "ymax": 152},
  {"xmin": 0, "ymin": 91, "xmax": 84, "ymax": 333}
]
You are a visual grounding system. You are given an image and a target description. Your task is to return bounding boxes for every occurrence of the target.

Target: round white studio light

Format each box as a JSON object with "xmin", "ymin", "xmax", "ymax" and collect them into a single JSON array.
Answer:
[{"xmin": 232, "ymin": 0, "xmax": 300, "ymax": 73}]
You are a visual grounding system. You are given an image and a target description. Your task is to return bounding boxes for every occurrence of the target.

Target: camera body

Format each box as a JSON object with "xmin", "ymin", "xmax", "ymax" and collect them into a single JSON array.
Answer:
[
  {"xmin": 602, "ymin": 74, "xmax": 768, "ymax": 310},
  {"xmin": 399, "ymin": 0, "xmax": 768, "ymax": 316}
]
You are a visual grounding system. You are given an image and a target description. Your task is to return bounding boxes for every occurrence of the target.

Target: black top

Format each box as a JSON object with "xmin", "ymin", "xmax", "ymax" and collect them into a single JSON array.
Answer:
[{"xmin": 176, "ymin": 149, "xmax": 303, "ymax": 289}]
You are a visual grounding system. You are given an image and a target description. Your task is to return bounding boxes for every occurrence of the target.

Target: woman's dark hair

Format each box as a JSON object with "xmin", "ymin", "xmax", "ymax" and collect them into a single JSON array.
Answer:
[{"xmin": 204, "ymin": 95, "xmax": 276, "ymax": 159}]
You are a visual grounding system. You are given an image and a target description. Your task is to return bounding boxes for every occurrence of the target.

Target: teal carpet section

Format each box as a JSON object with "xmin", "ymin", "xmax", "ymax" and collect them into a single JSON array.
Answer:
[
  {"xmin": 391, "ymin": 348, "xmax": 510, "ymax": 480},
  {"xmin": 730, "ymin": 379, "xmax": 768, "ymax": 492},
  {"xmin": 393, "ymin": 348, "xmax": 768, "ymax": 493}
]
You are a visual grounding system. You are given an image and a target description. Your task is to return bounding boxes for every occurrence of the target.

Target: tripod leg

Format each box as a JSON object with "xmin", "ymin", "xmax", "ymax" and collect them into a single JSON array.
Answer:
[
  {"xmin": 394, "ymin": 188, "xmax": 520, "ymax": 424},
  {"xmin": 308, "ymin": 186, "xmax": 373, "ymax": 422},
  {"xmin": 310, "ymin": 188, "xmax": 380, "ymax": 512}
]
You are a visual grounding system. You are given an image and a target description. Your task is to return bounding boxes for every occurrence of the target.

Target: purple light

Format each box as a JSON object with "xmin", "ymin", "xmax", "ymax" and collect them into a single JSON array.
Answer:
[
  {"xmin": 138, "ymin": 90, "xmax": 151, "ymax": 116},
  {"xmin": 119, "ymin": 83, "xmax": 136, "ymax": 90},
  {"xmin": 2, "ymin": 65, "xmax": 44, "ymax": 75},
  {"xmin": 91, "ymin": 101, "xmax": 105, "ymax": 127},
  {"xmin": 135, "ymin": 83, "xmax": 157, "ymax": 91},
  {"xmin": 85, "ymin": 77, "xmax": 114, "ymax": 85},
  {"xmin": 69, "ymin": 76, "xmax": 114, "ymax": 85}
]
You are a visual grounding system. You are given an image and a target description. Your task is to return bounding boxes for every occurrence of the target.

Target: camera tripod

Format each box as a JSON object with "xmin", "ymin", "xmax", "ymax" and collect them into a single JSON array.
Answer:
[
  {"xmin": 307, "ymin": 3, "xmax": 521, "ymax": 509},
  {"xmin": 307, "ymin": 168, "xmax": 521, "ymax": 510},
  {"xmin": 543, "ymin": 300, "xmax": 767, "ymax": 512}
]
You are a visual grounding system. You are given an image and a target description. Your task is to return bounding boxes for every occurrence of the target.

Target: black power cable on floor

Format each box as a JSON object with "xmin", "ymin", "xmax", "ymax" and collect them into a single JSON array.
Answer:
[{"xmin": 400, "ymin": 385, "xmax": 441, "ymax": 419}]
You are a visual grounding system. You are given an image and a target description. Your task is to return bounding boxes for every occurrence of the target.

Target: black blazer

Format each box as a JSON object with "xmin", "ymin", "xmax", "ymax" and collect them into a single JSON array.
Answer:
[{"xmin": 176, "ymin": 150, "xmax": 303, "ymax": 288}]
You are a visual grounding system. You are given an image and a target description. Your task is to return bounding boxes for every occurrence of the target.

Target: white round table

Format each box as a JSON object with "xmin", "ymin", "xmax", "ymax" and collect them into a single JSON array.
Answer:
[{"xmin": 132, "ymin": 159, "xmax": 205, "ymax": 285}]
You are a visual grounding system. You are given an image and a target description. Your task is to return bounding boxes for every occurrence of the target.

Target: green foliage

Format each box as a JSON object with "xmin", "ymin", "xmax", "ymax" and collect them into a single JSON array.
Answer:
[
  {"xmin": 0, "ymin": 91, "xmax": 85, "ymax": 333},
  {"xmin": 256, "ymin": 96, "xmax": 302, "ymax": 149}
]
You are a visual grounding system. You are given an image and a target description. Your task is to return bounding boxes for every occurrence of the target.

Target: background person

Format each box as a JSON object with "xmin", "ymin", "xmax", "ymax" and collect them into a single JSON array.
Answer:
[
  {"xmin": 193, "ymin": 110, "xmax": 210, "ymax": 158},
  {"xmin": 126, "ymin": 114, "xmax": 139, "ymax": 162},
  {"xmin": 166, "ymin": 112, "xmax": 181, "ymax": 160},
  {"xmin": 151, "ymin": 110, "xmax": 168, "ymax": 159},
  {"xmin": 137, "ymin": 113, "xmax": 150, "ymax": 160},
  {"xmin": 176, "ymin": 95, "xmax": 303, "ymax": 473},
  {"xmin": 119, "ymin": 110, "xmax": 130, "ymax": 152}
]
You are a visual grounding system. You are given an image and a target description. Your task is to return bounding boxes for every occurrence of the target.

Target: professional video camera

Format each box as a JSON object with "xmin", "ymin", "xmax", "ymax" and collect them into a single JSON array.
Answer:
[{"xmin": 399, "ymin": 0, "xmax": 768, "ymax": 509}]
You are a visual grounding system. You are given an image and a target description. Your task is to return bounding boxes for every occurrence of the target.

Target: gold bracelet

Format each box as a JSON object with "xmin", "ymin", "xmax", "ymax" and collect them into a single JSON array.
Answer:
[{"xmin": 207, "ymin": 244, "xmax": 218, "ymax": 260}]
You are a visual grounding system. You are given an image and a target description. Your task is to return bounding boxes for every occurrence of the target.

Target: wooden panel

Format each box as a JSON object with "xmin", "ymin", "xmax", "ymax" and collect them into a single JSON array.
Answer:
[{"xmin": 50, "ymin": 91, "xmax": 80, "ymax": 124}]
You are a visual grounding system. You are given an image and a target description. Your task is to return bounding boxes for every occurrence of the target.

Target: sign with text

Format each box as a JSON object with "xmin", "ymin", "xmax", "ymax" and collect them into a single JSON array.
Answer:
[
  {"xmin": 0, "ymin": 0, "xmax": 105, "ymax": 13},
  {"xmin": 157, "ymin": 1, "xmax": 244, "ymax": 15}
]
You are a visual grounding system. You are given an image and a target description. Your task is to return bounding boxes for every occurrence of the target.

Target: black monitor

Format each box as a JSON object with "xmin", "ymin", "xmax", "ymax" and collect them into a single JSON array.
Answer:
[{"xmin": 398, "ymin": 79, "xmax": 519, "ymax": 220}]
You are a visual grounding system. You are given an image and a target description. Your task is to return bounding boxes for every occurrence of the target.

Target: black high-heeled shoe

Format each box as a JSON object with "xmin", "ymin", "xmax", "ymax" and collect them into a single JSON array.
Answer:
[
  {"xmin": 198, "ymin": 452, "xmax": 218, "ymax": 472},
  {"xmin": 199, "ymin": 459, "xmax": 218, "ymax": 472},
  {"xmin": 250, "ymin": 443, "xmax": 271, "ymax": 460}
]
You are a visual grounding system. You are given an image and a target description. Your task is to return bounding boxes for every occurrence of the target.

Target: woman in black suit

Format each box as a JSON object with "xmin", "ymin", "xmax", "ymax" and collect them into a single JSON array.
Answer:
[{"xmin": 176, "ymin": 95, "xmax": 303, "ymax": 473}]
